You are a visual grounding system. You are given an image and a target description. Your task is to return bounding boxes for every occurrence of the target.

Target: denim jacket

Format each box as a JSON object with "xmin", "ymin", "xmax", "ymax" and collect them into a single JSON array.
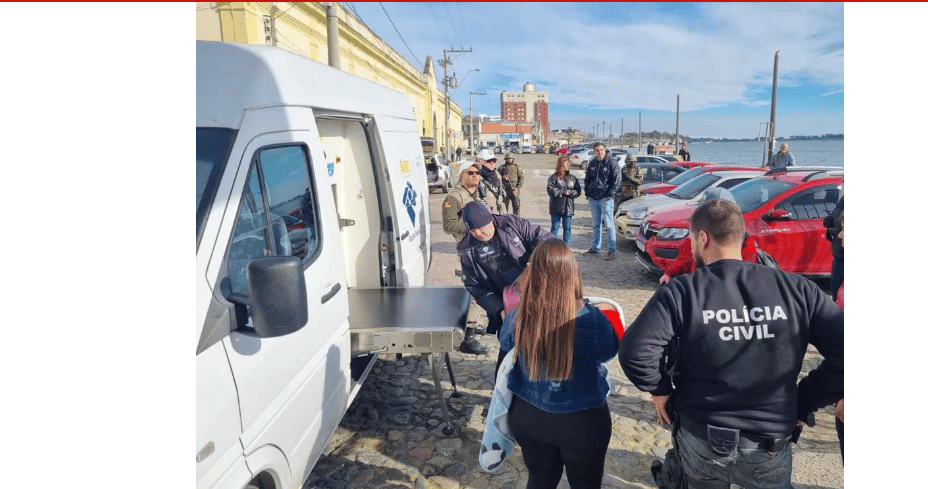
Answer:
[{"xmin": 500, "ymin": 302, "xmax": 619, "ymax": 413}]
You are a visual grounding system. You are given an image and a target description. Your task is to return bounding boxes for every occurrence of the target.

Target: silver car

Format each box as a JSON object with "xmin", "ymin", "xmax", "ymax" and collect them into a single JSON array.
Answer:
[
  {"xmin": 614, "ymin": 168, "xmax": 766, "ymax": 240},
  {"xmin": 425, "ymin": 153, "xmax": 452, "ymax": 193}
]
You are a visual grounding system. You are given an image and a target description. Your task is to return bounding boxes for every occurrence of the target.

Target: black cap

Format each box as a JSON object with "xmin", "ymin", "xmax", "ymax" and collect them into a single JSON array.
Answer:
[{"xmin": 461, "ymin": 201, "xmax": 493, "ymax": 229}]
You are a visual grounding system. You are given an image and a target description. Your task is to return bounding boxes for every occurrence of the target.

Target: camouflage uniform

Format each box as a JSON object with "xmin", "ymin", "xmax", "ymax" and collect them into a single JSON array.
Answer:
[
  {"xmin": 442, "ymin": 182, "xmax": 502, "ymax": 242},
  {"xmin": 499, "ymin": 156, "xmax": 525, "ymax": 215},
  {"xmin": 617, "ymin": 160, "xmax": 644, "ymax": 206}
]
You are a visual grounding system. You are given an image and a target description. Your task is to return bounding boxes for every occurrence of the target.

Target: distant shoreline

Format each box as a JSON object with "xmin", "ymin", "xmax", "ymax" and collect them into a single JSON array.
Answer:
[{"xmin": 689, "ymin": 135, "xmax": 844, "ymax": 143}]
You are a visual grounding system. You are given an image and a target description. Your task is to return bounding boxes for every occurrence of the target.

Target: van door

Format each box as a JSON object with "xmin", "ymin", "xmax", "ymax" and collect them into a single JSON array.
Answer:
[
  {"xmin": 210, "ymin": 115, "xmax": 350, "ymax": 484},
  {"xmin": 377, "ymin": 116, "xmax": 429, "ymax": 285}
]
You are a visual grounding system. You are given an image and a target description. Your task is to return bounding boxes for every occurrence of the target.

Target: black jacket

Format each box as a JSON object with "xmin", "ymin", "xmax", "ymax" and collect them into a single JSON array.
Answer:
[
  {"xmin": 823, "ymin": 196, "xmax": 844, "ymax": 260},
  {"xmin": 618, "ymin": 259, "xmax": 843, "ymax": 439},
  {"xmin": 583, "ymin": 155, "xmax": 620, "ymax": 200},
  {"xmin": 458, "ymin": 214, "xmax": 552, "ymax": 318},
  {"xmin": 547, "ymin": 172, "xmax": 582, "ymax": 216}
]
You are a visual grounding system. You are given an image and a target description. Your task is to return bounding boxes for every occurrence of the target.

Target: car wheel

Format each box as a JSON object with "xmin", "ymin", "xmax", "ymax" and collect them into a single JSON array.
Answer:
[{"xmin": 580, "ymin": 160, "xmax": 588, "ymax": 170}]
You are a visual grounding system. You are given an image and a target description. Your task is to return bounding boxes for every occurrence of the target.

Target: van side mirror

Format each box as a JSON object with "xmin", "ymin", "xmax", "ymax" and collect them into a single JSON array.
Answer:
[
  {"xmin": 228, "ymin": 256, "xmax": 308, "ymax": 338},
  {"xmin": 762, "ymin": 209, "xmax": 792, "ymax": 222}
]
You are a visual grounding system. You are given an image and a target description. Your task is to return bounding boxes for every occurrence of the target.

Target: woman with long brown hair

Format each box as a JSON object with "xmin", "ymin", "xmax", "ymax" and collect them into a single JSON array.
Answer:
[
  {"xmin": 546, "ymin": 155, "xmax": 581, "ymax": 246},
  {"xmin": 498, "ymin": 238, "xmax": 619, "ymax": 488}
]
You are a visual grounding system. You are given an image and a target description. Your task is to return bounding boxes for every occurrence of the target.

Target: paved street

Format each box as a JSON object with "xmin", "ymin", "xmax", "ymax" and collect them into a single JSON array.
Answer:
[{"xmin": 303, "ymin": 152, "xmax": 843, "ymax": 489}]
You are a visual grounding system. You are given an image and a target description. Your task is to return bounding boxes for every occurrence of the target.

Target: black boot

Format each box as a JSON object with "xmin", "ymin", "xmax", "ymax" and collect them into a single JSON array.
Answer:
[
  {"xmin": 473, "ymin": 325, "xmax": 487, "ymax": 335},
  {"xmin": 459, "ymin": 327, "xmax": 489, "ymax": 354}
]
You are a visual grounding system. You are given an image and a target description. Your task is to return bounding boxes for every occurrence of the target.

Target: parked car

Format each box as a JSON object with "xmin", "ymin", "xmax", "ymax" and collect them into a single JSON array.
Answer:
[
  {"xmin": 554, "ymin": 145, "xmax": 569, "ymax": 156},
  {"xmin": 634, "ymin": 162, "xmax": 687, "ymax": 185},
  {"xmin": 493, "ymin": 146, "xmax": 503, "ymax": 154},
  {"xmin": 640, "ymin": 163, "xmax": 718, "ymax": 195},
  {"xmin": 633, "ymin": 155, "xmax": 676, "ymax": 164},
  {"xmin": 571, "ymin": 147, "xmax": 626, "ymax": 170},
  {"xmin": 534, "ymin": 144, "xmax": 545, "ymax": 154},
  {"xmin": 635, "ymin": 167, "xmax": 844, "ymax": 277},
  {"xmin": 614, "ymin": 167, "xmax": 767, "ymax": 239},
  {"xmin": 425, "ymin": 153, "xmax": 452, "ymax": 193},
  {"xmin": 521, "ymin": 144, "xmax": 532, "ymax": 154}
]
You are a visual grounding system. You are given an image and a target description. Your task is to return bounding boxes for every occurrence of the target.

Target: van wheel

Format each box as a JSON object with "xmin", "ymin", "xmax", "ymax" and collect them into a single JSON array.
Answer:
[{"xmin": 580, "ymin": 160, "xmax": 588, "ymax": 170}]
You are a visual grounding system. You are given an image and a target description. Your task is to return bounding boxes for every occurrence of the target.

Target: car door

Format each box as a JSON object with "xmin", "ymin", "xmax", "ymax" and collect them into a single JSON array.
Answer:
[
  {"xmin": 769, "ymin": 184, "xmax": 841, "ymax": 274},
  {"xmin": 210, "ymin": 115, "xmax": 350, "ymax": 484}
]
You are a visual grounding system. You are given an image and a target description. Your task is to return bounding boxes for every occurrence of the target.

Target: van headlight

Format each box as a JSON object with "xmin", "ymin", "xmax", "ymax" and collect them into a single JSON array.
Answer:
[
  {"xmin": 656, "ymin": 227, "xmax": 689, "ymax": 241},
  {"xmin": 628, "ymin": 208, "xmax": 648, "ymax": 220}
]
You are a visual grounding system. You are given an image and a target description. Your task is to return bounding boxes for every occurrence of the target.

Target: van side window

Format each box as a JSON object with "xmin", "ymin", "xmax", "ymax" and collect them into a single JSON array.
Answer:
[
  {"xmin": 227, "ymin": 168, "xmax": 270, "ymax": 297},
  {"xmin": 258, "ymin": 145, "xmax": 319, "ymax": 261},
  {"xmin": 226, "ymin": 144, "xmax": 319, "ymax": 297}
]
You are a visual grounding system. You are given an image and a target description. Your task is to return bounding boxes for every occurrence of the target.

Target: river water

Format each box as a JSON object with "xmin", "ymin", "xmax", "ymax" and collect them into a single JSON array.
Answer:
[{"xmin": 631, "ymin": 139, "xmax": 845, "ymax": 168}]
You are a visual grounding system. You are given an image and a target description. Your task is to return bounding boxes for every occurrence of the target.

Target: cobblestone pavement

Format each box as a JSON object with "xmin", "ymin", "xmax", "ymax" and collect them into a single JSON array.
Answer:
[{"xmin": 303, "ymin": 153, "xmax": 843, "ymax": 489}]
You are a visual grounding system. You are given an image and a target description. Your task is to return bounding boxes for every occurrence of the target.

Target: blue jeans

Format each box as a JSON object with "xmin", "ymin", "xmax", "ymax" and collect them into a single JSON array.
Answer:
[
  {"xmin": 588, "ymin": 197, "xmax": 616, "ymax": 252},
  {"xmin": 550, "ymin": 214, "xmax": 573, "ymax": 245},
  {"xmin": 674, "ymin": 425, "xmax": 793, "ymax": 489}
]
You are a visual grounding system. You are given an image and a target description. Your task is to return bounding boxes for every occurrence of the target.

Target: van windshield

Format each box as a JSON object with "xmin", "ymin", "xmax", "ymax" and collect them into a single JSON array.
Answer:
[{"xmin": 197, "ymin": 128, "xmax": 238, "ymax": 247}]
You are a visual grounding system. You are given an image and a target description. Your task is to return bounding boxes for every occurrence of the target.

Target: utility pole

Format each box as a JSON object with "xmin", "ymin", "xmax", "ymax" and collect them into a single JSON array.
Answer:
[
  {"xmin": 441, "ymin": 47, "xmax": 472, "ymax": 163},
  {"xmin": 621, "ymin": 118, "xmax": 624, "ymax": 147},
  {"xmin": 469, "ymin": 91, "xmax": 485, "ymax": 157},
  {"xmin": 766, "ymin": 51, "xmax": 780, "ymax": 167},
  {"xmin": 638, "ymin": 110, "xmax": 642, "ymax": 152},
  {"xmin": 675, "ymin": 94, "xmax": 680, "ymax": 154}
]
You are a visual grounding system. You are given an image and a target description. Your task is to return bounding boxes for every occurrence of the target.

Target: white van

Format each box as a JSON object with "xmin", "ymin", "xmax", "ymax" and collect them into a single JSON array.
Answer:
[{"xmin": 196, "ymin": 41, "xmax": 466, "ymax": 489}]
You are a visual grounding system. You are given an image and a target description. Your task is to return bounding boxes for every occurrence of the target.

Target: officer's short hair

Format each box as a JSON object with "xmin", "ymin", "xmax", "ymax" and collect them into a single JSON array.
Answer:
[{"xmin": 690, "ymin": 199, "xmax": 745, "ymax": 247}]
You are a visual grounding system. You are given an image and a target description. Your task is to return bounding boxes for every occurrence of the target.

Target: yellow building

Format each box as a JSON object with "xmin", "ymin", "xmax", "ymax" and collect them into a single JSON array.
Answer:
[{"xmin": 195, "ymin": 2, "xmax": 464, "ymax": 152}]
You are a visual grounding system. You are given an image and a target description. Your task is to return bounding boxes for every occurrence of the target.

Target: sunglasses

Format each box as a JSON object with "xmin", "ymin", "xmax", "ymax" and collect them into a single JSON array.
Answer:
[{"xmin": 465, "ymin": 171, "xmax": 481, "ymax": 175}]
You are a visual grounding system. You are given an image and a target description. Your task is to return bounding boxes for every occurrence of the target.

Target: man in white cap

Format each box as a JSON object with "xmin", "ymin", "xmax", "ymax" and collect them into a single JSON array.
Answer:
[{"xmin": 475, "ymin": 148, "xmax": 506, "ymax": 213}]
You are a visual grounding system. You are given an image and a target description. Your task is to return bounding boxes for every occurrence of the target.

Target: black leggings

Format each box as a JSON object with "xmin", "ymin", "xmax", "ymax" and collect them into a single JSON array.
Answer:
[{"xmin": 508, "ymin": 395, "xmax": 612, "ymax": 489}]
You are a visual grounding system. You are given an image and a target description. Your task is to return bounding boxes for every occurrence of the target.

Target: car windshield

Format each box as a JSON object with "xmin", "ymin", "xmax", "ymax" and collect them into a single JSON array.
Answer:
[
  {"xmin": 667, "ymin": 173, "xmax": 721, "ymax": 199},
  {"xmin": 730, "ymin": 178, "xmax": 797, "ymax": 213},
  {"xmin": 197, "ymin": 128, "xmax": 238, "ymax": 246},
  {"xmin": 665, "ymin": 167, "xmax": 705, "ymax": 186}
]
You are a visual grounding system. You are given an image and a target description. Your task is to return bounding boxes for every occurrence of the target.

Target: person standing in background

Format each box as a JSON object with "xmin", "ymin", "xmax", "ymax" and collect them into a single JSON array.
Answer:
[
  {"xmin": 546, "ymin": 155, "xmax": 581, "ymax": 245},
  {"xmin": 770, "ymin": 143, "xmax": 795, "ymax": 169},
  {"xmin": 583, "ymin": 143, "xmax": 621, "ymax": 260},
  {"xmin": 499, "ymin": 153, "xmax": 525, "ymax": 215},
  {"xmin": 476, "ymin": 148, "xmax": 507, "ymax": 213},
  {"xmin": 678, "ymin": 143, "xmax": 690, "ymax": 161}
]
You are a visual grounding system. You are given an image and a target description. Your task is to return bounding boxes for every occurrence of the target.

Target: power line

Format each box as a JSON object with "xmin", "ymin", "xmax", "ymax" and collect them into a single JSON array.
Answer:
[
  {"xmin": 442, "ymin": 3, "xmax": 461, "ymax": 45},
  {"xmin": 426, "ymin": 3, "xmax": 454, "ymax": 47},
  {"xmin": 379, "ymin": 3, "xmax": 422, "ymax": 69}
]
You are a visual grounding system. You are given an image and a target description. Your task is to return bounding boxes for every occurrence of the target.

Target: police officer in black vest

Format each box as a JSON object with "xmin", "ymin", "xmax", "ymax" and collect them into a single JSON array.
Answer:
[{"xmin": 619, "ymin": 199, "xmax": 843, "ymax": 489}]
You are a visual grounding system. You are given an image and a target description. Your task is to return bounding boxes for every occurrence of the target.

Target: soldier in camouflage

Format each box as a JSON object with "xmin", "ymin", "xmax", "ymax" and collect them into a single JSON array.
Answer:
[{"xmin": 498, "ymin": 152, "xmax": 525, "ymax": 215}]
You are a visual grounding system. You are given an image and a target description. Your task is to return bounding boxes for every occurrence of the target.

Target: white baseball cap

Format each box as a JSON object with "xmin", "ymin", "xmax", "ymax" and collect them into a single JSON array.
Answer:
[{"xmin": 476, "ymin": 148, "xmax": 497, "ymax": 161}]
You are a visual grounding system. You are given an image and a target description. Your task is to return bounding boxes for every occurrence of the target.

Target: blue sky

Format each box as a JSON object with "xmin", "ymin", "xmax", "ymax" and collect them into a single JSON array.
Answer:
[{"xmin": 346, "ymin": 2, "xmax": 844, "ymax": 139}]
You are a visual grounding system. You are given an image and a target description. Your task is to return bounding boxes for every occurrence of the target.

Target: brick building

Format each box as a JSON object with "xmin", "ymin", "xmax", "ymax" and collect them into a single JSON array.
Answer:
[{"xmin": 500, "ymin": 83, "xmax": 549, "ymax": 143}]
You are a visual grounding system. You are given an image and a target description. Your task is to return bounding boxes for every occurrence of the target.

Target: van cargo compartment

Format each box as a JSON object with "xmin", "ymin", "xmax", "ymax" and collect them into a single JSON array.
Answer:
[{"xmin": 348, "ymin": 286, "xmax": 469, "ymax": 356}]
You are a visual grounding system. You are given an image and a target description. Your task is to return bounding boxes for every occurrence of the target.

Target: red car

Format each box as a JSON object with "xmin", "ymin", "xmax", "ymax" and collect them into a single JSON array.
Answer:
[
  {"xmin": 635, "ymin": 167, "xmax": 844, "ymax": 278},
  {"xmin": 554, "ymin": 145, "xmax": 570, "ymax": 156}
]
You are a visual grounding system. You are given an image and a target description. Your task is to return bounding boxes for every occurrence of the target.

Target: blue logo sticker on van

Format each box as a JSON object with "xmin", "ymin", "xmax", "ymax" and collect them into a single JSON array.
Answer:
[
  {"xmin": 402, "ymin": 182, "xmax": 417, "ymax": 225},
  {"xmin": 327, "ymin": 162, "xmax": 335, "ymax": 176}
]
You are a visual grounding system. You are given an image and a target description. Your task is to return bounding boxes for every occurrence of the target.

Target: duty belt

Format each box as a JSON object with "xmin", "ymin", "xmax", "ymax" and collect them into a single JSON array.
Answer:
[{"xmin": 678, "ymin": 415, "xmax": 790, "ymax": 453}]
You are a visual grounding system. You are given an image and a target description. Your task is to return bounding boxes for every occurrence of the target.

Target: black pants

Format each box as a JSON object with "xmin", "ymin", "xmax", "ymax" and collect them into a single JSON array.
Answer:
[{"xmin": 509, "ymin": 395, "xmax": 611, "ymax": 489}]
